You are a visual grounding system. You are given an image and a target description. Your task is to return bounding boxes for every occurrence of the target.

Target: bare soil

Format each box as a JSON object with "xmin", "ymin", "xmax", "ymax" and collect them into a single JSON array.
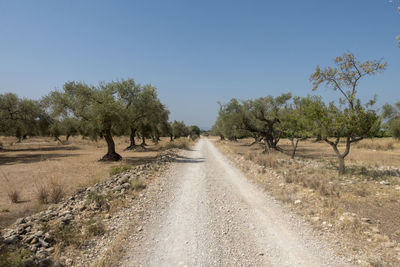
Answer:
[{"xmin": 0, "ymin": 136, "xmax": 170, "ymax": 230}]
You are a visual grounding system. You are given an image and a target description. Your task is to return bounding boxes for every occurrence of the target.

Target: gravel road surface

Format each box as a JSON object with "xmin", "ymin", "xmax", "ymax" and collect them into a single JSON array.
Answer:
[{"xmin": 121, "ymin": 138, "xmax": 348, "ymax": 266}]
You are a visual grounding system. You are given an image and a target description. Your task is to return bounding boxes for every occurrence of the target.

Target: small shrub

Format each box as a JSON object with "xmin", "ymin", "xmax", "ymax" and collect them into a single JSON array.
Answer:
[
  {"xmin": 7, "ymin": 190, "xmax": 20, "ymax": 204},
  {"xmin": 1, "ymin": 208, "xmax": 10, "ymax": 212},
  {"xmin": 275, "ymin": 190, "xmax": 293, "ymax": 203},
  {"xmin": 109, "ymin": 165, "xmax": 130, "ymax": 176},
  {"xmin": 37, "ymin": 186, "xmax": 49, "ymax": 204},
  {"xmin": 319, "ymin": 180, "xmax": 339, "ymax": 197},
  {"xmin": 0, "ymin": 248, "xmax": 33, "ymax": 266},
  {"xmin": 39, "ymin": 222, "xmax": 50, "ymax": 233},
  {"xmin": 54, "ymin": 223, "xmax": 81, "ymax": 247},
  {"xmin": 355, "ymin": 184, "xmax": 369, "ymax": 197},
  {"xmin": 131, "ymin": 179, "xmax": 146, "ymax": 191},
  {"xmin": 161, "ymin": 139, "xmax": 191, "ymax": 150},
  {"xmin": 245, "ymin": 152, "xmax": 256, "ymax": 161},
  {"xmin": 49, "ymin": 183, "xmax": 65, "ymax": 203},
  {"xmin": 285, "ymin": 176, "xmax": 295, "ymax": 183},
  {"xmin": 255, "ymin": 154, "xmax": 278, "ymax": 169},
  {"xmin": 85, "ymin": 218, "xmax": 105, "ymax": 236},
  {"xmin": 302, "ymin": 176, "xmax": 321, "ymax": 190},
  {"xmin": 86, "ymin": 191, "xmax": 106, "ymax": 206}
]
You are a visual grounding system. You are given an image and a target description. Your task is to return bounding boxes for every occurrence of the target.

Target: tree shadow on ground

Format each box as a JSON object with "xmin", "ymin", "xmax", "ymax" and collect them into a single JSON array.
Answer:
[
  {"xmin": 1, "ymin": 145, "xmax": 80, "ymax": 153},
  {"xmin": 123, "ymin": 155, "xmax": 205, "ymax": 166},
  {"xmin": 0, "ymin": 153, "xmax": 81, "ymax": 165},
  {"xmin": 172, "ymin": 155, "xmax": 205, "ymax": 164}
]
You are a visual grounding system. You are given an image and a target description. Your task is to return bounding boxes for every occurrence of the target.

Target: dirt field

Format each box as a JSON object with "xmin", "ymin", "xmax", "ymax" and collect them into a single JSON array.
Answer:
[{"xmin": 0, "ymin": 136, "xmax": 171, "ymax": 230}]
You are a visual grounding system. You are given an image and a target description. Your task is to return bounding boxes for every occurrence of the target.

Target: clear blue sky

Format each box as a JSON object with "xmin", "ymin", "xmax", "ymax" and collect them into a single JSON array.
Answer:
[{"xmin": 0, "ymin": 0, "xmax": 399, "ymax": 129}]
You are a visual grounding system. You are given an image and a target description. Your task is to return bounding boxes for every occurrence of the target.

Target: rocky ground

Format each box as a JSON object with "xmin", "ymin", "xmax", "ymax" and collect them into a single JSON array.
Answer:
[{"xmin": 0, "ymin": 150, "xmax": 179, "ymax": 266}]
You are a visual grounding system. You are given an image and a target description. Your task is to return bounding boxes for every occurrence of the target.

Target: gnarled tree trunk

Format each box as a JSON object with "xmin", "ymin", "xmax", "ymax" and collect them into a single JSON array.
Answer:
[
  {"xmin": 141, "ymin": 135, "xmax": 147, "ymax": 146},
  {"xmin": 325, "ymin": 137, "xmax": 352, "ymax": 175},
  {"xmin": 290, "ymin": 138, "xmax": 300, "ymax": 159},
  {"xmin": 101, "ymin": 128, "xmax": 122, "ymax": 161},
  {"xmin": 125, "ymin": 128, "xmax": 138, "ymax": 150}
]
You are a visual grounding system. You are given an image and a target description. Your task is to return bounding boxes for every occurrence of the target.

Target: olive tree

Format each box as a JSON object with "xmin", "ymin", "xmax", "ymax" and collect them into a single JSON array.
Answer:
[
  {"xmin": 216, "ymin": 99, "xmax": 247, "ymax": 141},
  {"xmin": 47, "ymin": 117, "xmax": 79, "ymax": 143},
  {"xmin": 45, "ymin": 81, "xmax": 126, "ymax": 161},
  {"xmin": 0, "ymin": 93, "xmax": 43, "ymax": 142},
  {"xmin": 382, "ymin": 102, "xmax": 400, "ymax": 139},
  {"xmin": 116, "ymin": 80, "xmax": 169, "ymax": 149},
  {"xmin": 189, "ymin": 125, "xmax": 201, "ymax": 140},
  {"xmin": 172, "ymin": 121, "xmax": 189, "ymax": 139},
  {"xmin": 242, "ymin": 93, "xmax": 292, "ymax": 152},
  {"xmin": 281, "ymin": 96, "xmax": 313, "ymax": 159},
  {"xmin": 310, "ymin": 53, "xmax": 385, "ymax": 174}
]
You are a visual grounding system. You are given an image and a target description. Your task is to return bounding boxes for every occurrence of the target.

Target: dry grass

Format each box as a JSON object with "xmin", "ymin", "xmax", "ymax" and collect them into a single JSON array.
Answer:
[
  {"xmin": 0, "ymin": 136, "xmax": 171, "ymax": 230},
  {"xmin": 354, "ymin": 138, "xmax": 395, "ymax": 151},
  {"xmin": 277, "ymin": 137, "xmax": 400, "ymax": 167},
  {"xmin": 216, "ymin": 137, "xmax": 400, "ymax": 264},
  {"xmin": 131, "ymin": 178, "xmax": 146, "ymax": 191},
  {"xmin": 245, "ymin": 151, "xmax": 279, "ymax": 169},
  {"xmin": 158, "ymin": 138, "xmax": 192, "ymax": 150},
  {"xmin": 109, "ymin": 165, "xmax": 131, "ymax": 176},
  {"xmin": 7, "ymin": 191, "xmax": 20, "ymax": 204},
  {"xmin": 36, "ymin": 185, "xmax": 49, "ymax": 205}
]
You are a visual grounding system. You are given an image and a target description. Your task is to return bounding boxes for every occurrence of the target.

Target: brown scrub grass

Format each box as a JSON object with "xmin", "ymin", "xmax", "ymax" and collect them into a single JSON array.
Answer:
[
  {"xmin": 0, "ymin": 135, "xmax": 170, "ymax": 230},
  {"xmin": 215, "ymin": 137, "xmax": 400, "ymax": 264}
]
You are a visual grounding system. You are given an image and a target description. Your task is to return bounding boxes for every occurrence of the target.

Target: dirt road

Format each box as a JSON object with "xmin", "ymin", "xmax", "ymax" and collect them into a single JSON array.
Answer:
[{"xmin": 121, "ymin": 138, "xmax": 348, "ymax": 266}]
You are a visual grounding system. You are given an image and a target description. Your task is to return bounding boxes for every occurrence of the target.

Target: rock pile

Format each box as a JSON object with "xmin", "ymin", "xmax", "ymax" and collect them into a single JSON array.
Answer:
[{"xmin": 0, "ymin": 151, "xmax": 177, "ymax": 266}]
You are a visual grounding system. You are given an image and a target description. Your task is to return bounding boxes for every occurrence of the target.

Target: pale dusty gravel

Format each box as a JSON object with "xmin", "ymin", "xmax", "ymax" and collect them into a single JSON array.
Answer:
[{"xmin": 120, "ymin": 138, "xmax": 350, "ymax": 267}]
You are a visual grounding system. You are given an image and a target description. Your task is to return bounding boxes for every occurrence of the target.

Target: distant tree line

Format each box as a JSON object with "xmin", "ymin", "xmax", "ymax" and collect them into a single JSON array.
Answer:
[
  {"xmin": 0, "ymin": 78, "xmax": 200, "ymax": 161},
  {"xmin": 212, "ymin": 53, "xmax": 399, "ymax": 174}
]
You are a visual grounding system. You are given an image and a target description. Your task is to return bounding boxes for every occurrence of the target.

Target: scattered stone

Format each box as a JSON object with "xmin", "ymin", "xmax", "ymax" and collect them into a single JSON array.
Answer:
[
  {"xmin": 4, "ymin": 235, "xmax": 17, "ymax": 244},
  {"xmin": 361, "ymin": 218, "xmax": 372, "ymax": 224},
  {"xmin": 114, "ymin": 185, "xmax": 123, "ymax": 191},
  {"xmin": 370, "ymin": 226, "xmax": 380, "ymax": 234},
  {"xmin": 294, "ymin": 199, "xmax": 302, "ymax": 205},
  {"xmin": 122, "ymin": 182, "xmax": 131, "ymax": 189},
  {"xmin": 311, "ymin": 216, "xmax": 320, "ymax": 222},
  {"xmin": 383, "ymin": 241, "xmax": 396, "ymax": 248},
  {"xmin": 15, "ymin": 217, "xmax": 26, "ymax": 225},
  {"xmin": 39, "ymin": 238, "xmax": 49, "ymax": 248},
  {"xmin": 0, "ymin": 150, "xmax": 178, "ymax": 266}
]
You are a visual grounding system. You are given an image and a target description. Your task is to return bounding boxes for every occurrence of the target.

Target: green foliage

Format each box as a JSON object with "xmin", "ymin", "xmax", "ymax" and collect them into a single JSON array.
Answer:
[
  {"xmin": 310, "ymin": 53, "xmax": 385, "ymax": 174},
  {"xmin": 54, "ymin": 223, "xmax": 82, "ymax": 247},
  {"xmin": 115, "ymin": 79, "xmax": 170, "ymax": 147},
  {"xmin": 0, "ymin": 248, "xmax": 33, "ymax": 267},
  {"xmin": 109, "ymin": 165, "xmax": 131, "ymax": 176},
  {"xmin": 214, "ymin": 99, "xmax": 248, "ymax": 141},
  {"xmin": 0, "ymin": 93, "xmax": 44, "ymax": 140},
  {"xmin": 86, "ymin": 191, "xmax": 106, "ymax": 207},
  {"xmin": 85, "ymin": 218, "xmax": 106, "ymax": 236},
  {"xmin": 243, "ymin": 93, "xmax": 292, "ymax": 150},
  {"xmin": 44, "ymin": 80, "xmax": 128, "ymax": 160},
  {"xmin": 382, "ymin": 102, "xmax": 400, "ymax": 139},
  {"xmin": 172, "ymin": 120, "xmax": 189, "ymax": 139},
  {"xmin": 189, "ymin": 125, "xmax": 201, "ymax": 138}
]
